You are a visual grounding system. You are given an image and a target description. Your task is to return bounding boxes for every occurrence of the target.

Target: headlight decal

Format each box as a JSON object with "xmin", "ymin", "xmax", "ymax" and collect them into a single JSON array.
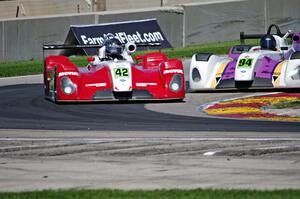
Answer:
[
  {"xmin": 61, "ymin": 76, "xmax": 76, "ymax": 95},
  {"xmin": 170, "ymin": 74, "xmax": 183, "ymax": 92}
]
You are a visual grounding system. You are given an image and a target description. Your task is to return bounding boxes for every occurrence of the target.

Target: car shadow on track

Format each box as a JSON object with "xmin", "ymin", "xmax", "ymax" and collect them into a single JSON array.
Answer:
[
  {"xmin": 51, "ymin": 98, "xmax": 185, "ymax": 105},
  {"xmin": 185, "ymin": 80, "xmax": 300, "ymax": 93},
  {"xmin": 189, "ymin": 88, "xmax": 300, "ymax": 93}
]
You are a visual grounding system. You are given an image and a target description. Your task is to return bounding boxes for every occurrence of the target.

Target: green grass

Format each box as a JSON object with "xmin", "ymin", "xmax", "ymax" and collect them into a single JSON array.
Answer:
[
  {"xmin": 0, "ymin": 189, "xmax": 299, "ymax": 199},
  {"xmin": 0, "ymin": 40, "xmax": 259, "ymax": 78},
  {"xmin": 0, "ymin": 57, "xmax": 90, "ymax": 78},
  {"xmin": 0, "ymin": 59, "xmax": 42, "ymax": 77},
  {"xmin": 274, "ymin": 100, "xmax": 300, "ymax": 109}
]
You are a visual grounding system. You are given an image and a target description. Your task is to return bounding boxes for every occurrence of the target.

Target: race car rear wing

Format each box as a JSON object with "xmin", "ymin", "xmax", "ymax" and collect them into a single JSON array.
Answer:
[
  {"xmin": 240, "ymin": 33, "xmax": 293, "ymax": 44},
  {"xmin": 240, "ymin": 32, "xmax": 294, "ymax": 44},
  {"xmin": 43, "ymin": 43, "xmax": 161, "ymax": 50},
  {"xmin": 43, "ymin": 42, "xmax": 161, "ymax": 57},
  {"xmin": 42, "ymin": 44, "xmax": 104, "ymax": 58},
  {"xmin": 43, "ymin": 44, "xmax": 102, "ymax": 50},
  {"xmin": 240, "ymin": 24, "xmax": 294, "ymax": 44}
]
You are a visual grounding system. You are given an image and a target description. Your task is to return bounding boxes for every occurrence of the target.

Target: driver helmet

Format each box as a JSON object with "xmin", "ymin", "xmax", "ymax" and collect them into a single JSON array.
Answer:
[
  {"xmin": 260, "ymin": 34, "xmax": 277, "ymax": 51},
  {"xmin": 104, "ymin": 38, "xmax": 123, "ymax": 58}
]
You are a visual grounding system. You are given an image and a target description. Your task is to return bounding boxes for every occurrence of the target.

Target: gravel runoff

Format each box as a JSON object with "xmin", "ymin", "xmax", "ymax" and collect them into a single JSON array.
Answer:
[{"xmin": 0, "ymin": 130, "xmax": 300, "ymax": 191}]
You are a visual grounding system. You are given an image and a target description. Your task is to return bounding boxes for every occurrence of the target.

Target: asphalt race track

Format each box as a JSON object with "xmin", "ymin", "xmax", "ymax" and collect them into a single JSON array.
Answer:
[
  {"xmin": 1, "ymin": 58, "xmax": 300, "ymax": 191},
  {"xmin": 0, "ymin": 84, "xmax": 300, "ymax": 132},
  {"xmin": 1, "ymin": 81, "xmax": 300, "ymax": 191}
]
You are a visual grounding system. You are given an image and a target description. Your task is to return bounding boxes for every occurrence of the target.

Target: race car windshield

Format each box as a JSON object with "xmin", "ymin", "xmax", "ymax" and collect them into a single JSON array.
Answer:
[{"xmin": 232, "ymin": 45, "xmax": 252, "ymax": 54}]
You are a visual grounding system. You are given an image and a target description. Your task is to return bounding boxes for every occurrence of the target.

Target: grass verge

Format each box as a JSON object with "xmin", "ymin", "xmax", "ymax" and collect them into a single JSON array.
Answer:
[
  {"xmin": 0, "ymin": 40, "xmax": 259, "ymax": 78},
  {"xmin": 274, "ymin": 100, "xmax": 300, "ymax": 109},
  {"xmin": 0, "ymin": 189, "xmax": 299, "ymax": 199}
]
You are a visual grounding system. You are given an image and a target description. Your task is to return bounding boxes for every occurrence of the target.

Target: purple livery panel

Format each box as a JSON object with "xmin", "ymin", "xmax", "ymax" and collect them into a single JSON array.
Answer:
[
  {"xmin": 255, "ymin": 57, "xmax": 280, "ymax": 79},
  {"xmin": 220, "ymin": 61, "xmax": 236, "ymax": 80}
]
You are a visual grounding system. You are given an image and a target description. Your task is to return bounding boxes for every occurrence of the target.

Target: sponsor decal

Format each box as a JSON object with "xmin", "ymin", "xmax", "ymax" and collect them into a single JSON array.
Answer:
[
  {"xmin": 85, "ymin": 83, "xmax": 107, "ymax": 87},
  {"xmin": 136, "ymin": 83, "xmax": 157, "ymax": 87},
  {"xmin": 163, "ymin": 69, "xmax": 184, "ymax": 75},
  {"xmin": 80, "ymin": 31, "xmax": 164, "ymax": 45},
  {"xmin": 58, "ymin": 72, "xmax": 79, "ymax": 77}
]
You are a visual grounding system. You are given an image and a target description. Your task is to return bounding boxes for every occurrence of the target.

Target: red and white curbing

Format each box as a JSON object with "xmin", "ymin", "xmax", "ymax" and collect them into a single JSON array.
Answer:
[{"xmin": 202, "ymin": 93, "xmax": 300, "ymax": 122}]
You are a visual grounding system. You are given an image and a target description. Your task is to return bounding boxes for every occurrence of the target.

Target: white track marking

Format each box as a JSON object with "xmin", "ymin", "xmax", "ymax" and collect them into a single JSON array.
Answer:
[
  {"xmin": 0, "ymin": 137, "xmax": 300, "ymax": 142},
  {"xmin": 257, "ymin": 145, "xmax": 300, "ymax": 150},
  {"xmin": 203, "ymin": 151, "xmax": 219, "ymax": 156},
  {"xmin": 202, "ymin": 145, "xmax": 300, "ymax": 156}
]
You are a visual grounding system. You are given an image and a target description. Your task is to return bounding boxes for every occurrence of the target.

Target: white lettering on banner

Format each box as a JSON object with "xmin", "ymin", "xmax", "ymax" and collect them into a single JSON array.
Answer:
[
  {"xmin": 136, "ymin": 32, "xmax": 145, "ymax": 43},
  {"xmin": 85, "ymin": 83, "xmax": 107, "ymax": 87},
  {"xmin": 81, "ymin": 35, "xmax": 104, "ymax": 45},
  {"xmin": 58, "ymin": 72, "xmax": 79, "ymax": 77},
  {"xmin": 136, "ymin": 83, "xmax": 157, "ymax": 87},
  {"xmin": 79, "ymin": 31, "xmax": 164, "ymax": 45},
  {"xmin": 163, "ymin": 69, "xmax": 184, "ymax": 75}
]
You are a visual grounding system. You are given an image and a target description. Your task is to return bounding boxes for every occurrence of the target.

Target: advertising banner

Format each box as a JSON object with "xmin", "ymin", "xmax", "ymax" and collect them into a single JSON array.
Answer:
[{"xmin": 63, "ymin": 19, "xmax": 172, "ymax": 55}]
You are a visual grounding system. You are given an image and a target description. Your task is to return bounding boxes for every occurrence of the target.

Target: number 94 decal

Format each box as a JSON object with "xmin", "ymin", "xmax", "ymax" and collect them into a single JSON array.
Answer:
[
  {"xmin": 114, "ymin": 68, "xmax": 130, "ymax": 78},
  {"xmin": 237, "ymin": 58, "xmax": 254, "ymax": 68}
]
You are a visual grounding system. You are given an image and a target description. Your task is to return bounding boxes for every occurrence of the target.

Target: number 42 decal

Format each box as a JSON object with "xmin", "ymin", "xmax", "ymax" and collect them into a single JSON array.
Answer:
[
  {"xmin": 238, "ymin": 58, "xmax": 254, "ymax": 68},
  {"xmin": 114, "ymin": 68, "xmax": 129, "ymax": 78}
]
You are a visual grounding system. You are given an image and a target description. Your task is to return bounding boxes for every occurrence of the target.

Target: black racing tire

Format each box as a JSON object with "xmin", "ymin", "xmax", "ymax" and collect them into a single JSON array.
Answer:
[{"xmin": 231, "ymin": 45, "xmax": 252, "ymax": 54}]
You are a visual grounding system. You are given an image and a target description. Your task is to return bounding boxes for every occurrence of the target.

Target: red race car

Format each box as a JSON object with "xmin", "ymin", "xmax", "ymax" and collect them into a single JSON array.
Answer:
[{"xmin": 43, "ymin": 37, "xmax": 185, "ymax": 102}]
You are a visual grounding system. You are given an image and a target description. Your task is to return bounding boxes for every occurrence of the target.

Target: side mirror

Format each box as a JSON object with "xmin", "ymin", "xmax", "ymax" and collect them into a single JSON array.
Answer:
[
  {"xmin": 87, "ymin": 57, "xmax": 95, "ymax": 62},
  {"xmin": 134, "ymin": 55, "xmax": 142, "ymax": 60}
]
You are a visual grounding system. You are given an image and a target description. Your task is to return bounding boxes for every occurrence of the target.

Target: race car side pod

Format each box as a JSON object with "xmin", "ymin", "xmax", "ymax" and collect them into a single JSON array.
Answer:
[{"xmin": 239, "ymin": 32, "xmax": 293, "ymax": 44}]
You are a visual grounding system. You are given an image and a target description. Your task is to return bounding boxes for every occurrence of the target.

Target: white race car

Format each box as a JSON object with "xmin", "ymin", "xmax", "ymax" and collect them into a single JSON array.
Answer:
[{"xmin": 189, "ymin": 24, "xmax": 300, "ymax": 90}]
